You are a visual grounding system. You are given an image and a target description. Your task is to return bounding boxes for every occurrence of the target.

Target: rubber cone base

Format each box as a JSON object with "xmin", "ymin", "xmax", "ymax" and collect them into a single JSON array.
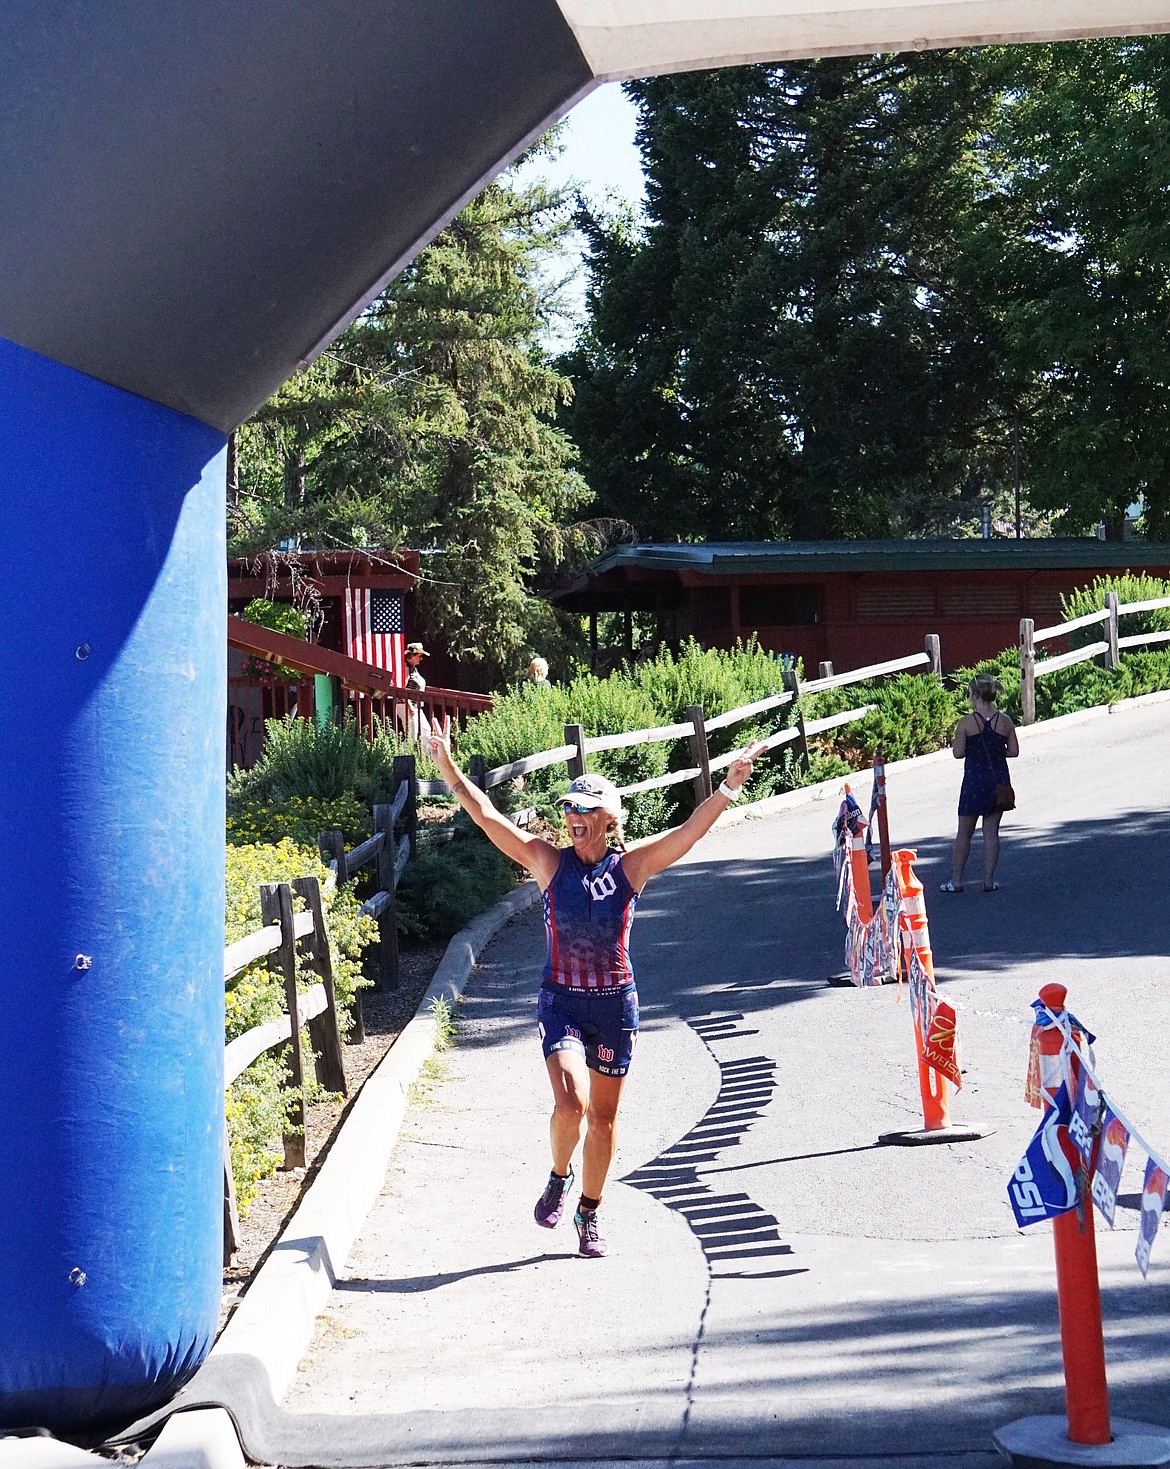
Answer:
[
  {"xmin": 878, "ymin": 1125, "xmax": 992, "ymax": 1146},
  {"xmin": 994, "ymin": 1414, "xmax": 1170, "ymax": 1468}
]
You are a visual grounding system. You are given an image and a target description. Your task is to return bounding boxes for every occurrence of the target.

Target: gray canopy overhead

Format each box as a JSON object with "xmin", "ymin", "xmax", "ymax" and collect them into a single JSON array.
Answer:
[{"xmin": 2, "ymin": 0, "xmax": 1165, "ymax": 432}]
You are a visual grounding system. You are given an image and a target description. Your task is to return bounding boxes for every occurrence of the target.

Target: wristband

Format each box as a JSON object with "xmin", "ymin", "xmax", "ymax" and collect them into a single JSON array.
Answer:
[{"xmin": 718, "ymin": 780, "xmax": 742, "ymax": 801}]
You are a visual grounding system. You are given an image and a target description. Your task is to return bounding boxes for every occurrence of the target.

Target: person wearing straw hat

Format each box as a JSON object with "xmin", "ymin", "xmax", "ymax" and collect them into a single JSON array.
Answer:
[
  {"xmin": 426, "ymin": 717, "xmax": 765, "ymax": 1257},
  {"xmin": 403, "ymin": 641, "xmax": 430, "ymax": 741}
]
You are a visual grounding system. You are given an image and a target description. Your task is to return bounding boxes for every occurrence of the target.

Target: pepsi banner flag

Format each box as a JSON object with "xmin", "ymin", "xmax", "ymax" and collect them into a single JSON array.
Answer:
[
  {"xmin": 1008, "ymin": 1083, "xmax": 1078, "ymax": 1228},
  {"xmin": 1091, "ymin": 1105, "xmax": 1130, "ymax": 1228},
  {"xmin": 1135, "ymin": 1159, "xmax": 1169, "ymax": 1279},
  {"xmin": 1069, "ymin": 1068, "xmax": 1103, "ymax": 1164}
]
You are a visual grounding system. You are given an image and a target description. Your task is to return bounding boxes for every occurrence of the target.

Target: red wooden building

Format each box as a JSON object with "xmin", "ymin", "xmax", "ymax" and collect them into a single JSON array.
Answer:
[{"xmin": 552, "ymin": 539, "xmax": 1170, "ymax": 673}]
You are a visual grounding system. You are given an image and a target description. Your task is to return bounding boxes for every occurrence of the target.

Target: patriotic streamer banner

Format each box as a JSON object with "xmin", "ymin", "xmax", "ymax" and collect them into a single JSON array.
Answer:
[
  {"xmin": 1091, "ymin": 1107, "xmax": 1130, "ymax": 1229},
  {"xmin": 1008, "ymin": 1008, "xmax": 1169, "ymax": 1277},
  {"xmin": 1008, "ymin": 1083, "xmax": 1078, "ymax": 1228},
  {"xmin": 1137, "ymin": 1161, "xmax": 1169, "ymax": 1279},
  {"xmin": 834, "ymin": 800, "xmax": 898, "ymax": 988}
]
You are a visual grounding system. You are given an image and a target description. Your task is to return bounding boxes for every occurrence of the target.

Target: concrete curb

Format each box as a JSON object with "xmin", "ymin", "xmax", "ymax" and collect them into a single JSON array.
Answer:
[
  {"xmin": 143, "ymin": 880, "xmax": 543, "ymax": 1469},
  {"xmin": 713, "ymin": 685, "xmax": 1170, "ymax": 832}
]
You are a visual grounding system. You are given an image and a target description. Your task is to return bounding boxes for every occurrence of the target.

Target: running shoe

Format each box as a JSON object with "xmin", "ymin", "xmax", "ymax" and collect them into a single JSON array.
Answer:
[
  {"xmin": 574, "ymin": 1205, "xmax": 608, "ymax": 1258},
  {"xmin": 534, "ymin": 1167, "xmax": 574, "ymax": 1228}
]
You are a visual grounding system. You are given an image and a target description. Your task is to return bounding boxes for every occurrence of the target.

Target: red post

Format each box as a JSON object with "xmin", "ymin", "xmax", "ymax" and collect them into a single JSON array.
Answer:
[
  {"xmin": 872, "ymin": 747, "xmax": 892, "ymax": 882},
  {"xmin": 893, "ymin": 849, "xmax": 950, "ymax": 1132},
  {"xmin": 1035, "ymin": 982, "xmax": 1111, "ymax": 1447},
  {"xmin": 842, "ymin": 782, "xmax": 873, "ymax": 922}
]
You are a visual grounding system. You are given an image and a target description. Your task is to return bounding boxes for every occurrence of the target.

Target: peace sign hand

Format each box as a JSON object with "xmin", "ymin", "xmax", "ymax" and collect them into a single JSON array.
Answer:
[
  {"xmin": 725, "ymin": 738, "xmax": 767, "ymax": 794},
  {"xmin": 426, "ymin": 713, "xmax": 454, "ymax": 772}
]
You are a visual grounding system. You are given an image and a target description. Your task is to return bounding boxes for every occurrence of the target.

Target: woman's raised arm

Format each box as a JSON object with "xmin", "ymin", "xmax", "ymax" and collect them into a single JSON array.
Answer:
[
  {"xmin": 622, "ymin": 740, "xmax": 766, "ymax": 891},
  {"xmin": 426, "ymin": 719, "xmax": 561, "ymax": 889}
]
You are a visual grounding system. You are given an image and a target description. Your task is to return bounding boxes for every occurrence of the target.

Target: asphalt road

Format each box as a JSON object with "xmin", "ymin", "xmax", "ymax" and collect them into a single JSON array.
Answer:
[{"xmin": 286, "ymin": 698, "xmax": 1170, "ymax": 1466}]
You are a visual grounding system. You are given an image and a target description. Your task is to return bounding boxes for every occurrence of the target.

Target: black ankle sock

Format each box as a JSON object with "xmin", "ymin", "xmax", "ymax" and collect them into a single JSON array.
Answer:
[
  {"xmin": 579, "ymin": 1194, "xmax": 601, "ymax": 1212},
  {"xmin": 550, "ymin": 1170, "xmax": 570, "ymax": 1181}
]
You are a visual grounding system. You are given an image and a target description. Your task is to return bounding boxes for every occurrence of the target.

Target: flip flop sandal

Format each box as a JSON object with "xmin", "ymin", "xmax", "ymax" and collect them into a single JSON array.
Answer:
[
  {"xmin": 982, "ymin": 881, "xmax": 1000, "ymax": 892},
  {"xmin": 939, "ymin": 880, "xmax": 963, "ymax": 893}
]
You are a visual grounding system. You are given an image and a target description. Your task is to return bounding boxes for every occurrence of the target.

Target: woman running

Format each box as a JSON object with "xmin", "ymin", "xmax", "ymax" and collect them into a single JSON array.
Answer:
[
  {"xmin": 427, "ymin": 721, "xmax": 765, "ymax": 1258},
  {"xmin": 941, "ymin": 673, "xmax": 1020, "ymax": 893}
]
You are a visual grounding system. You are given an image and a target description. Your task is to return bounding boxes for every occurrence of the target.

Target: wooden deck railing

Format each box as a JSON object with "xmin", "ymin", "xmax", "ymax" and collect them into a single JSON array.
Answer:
[
  {"xmin": 227, "ymin": 615, "xmax": 492, "ymax": 768},
  {"xmin": 1019, "ymin": 594, "xmax": 1170, "ymax": 723}
]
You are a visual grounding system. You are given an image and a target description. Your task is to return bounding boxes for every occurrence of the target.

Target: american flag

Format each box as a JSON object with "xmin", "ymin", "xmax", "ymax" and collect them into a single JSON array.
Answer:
[{"xmin": 344, "ymin": 588, "xmax": 406, "ymax": 685}]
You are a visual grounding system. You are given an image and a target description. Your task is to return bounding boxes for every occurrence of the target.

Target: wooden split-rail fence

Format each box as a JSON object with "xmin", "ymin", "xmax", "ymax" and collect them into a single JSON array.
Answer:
[
  {"xmin": 222, "ymin": 758, "xmax": 419, "ymax": 1263},
  {"xmin": 1018, "ymin": 593, "xmax": 1170, "ymax": 724},
  {"xmin": 414, "ymin": 634, "xmax": 943, "ymax": 810}
]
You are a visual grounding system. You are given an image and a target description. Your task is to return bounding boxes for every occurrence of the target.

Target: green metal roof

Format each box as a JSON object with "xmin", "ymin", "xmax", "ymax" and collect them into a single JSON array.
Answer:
[{"xmin": 567, "ymin": 538, "xmax": 1170, "ymax": 583}]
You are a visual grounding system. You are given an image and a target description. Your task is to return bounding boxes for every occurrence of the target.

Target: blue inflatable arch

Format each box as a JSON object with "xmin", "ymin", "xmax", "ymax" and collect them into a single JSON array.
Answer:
[{"xmin": 0, "ymin": 0, "xmax": 1163, "ymax": 1436}]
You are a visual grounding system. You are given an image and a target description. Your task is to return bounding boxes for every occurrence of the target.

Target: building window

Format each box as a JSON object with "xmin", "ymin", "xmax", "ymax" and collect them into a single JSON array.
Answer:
[
  {"xmin": 940, "ymin": 586, "xmax": 1021, "ymax": 620},
  {"xmin": 856, "ymin": 586, "xmax": 936, "ymax": 621},
  {"xmin": 738, "ymin": 585, "xmax": 822, "ymax": 627}
]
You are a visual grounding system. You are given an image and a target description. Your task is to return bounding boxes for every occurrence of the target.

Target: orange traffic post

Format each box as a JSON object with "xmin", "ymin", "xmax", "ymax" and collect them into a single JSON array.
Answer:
[
  {"xmin": 842, "ymin": 782, "xmax": 873, "ymax": 923},
  {"xmin": 872, "ymin": 747, "xmax": 893, "ymax": 882},
  {"xmin": 893, "ymin": 848, "xmax": 950, "ymax": 1133},
  {"xmin": 1035, "ymin": 982, "xmax": 1111, "ymax": 1448}
]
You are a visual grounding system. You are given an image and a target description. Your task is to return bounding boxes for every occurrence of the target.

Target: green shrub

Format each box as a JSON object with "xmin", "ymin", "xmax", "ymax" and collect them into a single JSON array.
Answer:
[
  {"xmin": 227, "ymin": 791, "xmax": 372, "ymax": 848},
  {"xmin": 225, "ymin": 838, "xmax": 376, "ymax": 1211},
  {"xmin": 459, "ymin": 674, "xmax": 671, "ymax": 838},
  {"xmin": 1061, "ymin": 574, "xmax": 1170, "ymax": 647},
  {"xmin": 805, "ymin": 672, "xmax": 963, "ymax": 766},
  {"xmin": 458, "ymin": 638, "xmax": 800, "ymax": 833},
  {"xmin": 395, "ymin": 812, "xmax": 517, "ymax": 941},
  {"xmin": 229, "ymin": 714, "xmax": 442, "ymax": 807}
]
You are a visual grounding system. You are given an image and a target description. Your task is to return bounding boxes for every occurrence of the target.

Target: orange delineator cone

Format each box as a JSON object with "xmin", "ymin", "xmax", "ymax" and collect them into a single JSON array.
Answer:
[
  {"xmin": 842, "ymin": 782, "xmax": 874, "ymax": 923},
  {"xmin": 893, "ymin": 848, "xmax": 950, "ymax": 1132},
  {"xmin": 1034, "ymin": 982, "xmax": 1111, "ymax": 1447}
]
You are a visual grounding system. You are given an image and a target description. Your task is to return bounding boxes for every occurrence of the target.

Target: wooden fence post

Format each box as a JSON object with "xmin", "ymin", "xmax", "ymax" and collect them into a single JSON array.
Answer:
[
  {"xmin": 320, "ymin": 829, "xmax": 348, "ymax": 885},
  {"xmin": 564, "ymin": 723, "xmax": 586, "ymax": 780},
  {"xmin": 1105, "ymin": 591, "xmax": 1120, "ymax": 670},
  {"xmin": 1020, "ymin": 618, "xmax": 1036, "ymax": 726},
  {"xmin": 782, "ymin": 669, "xmax": 810, "ymax": 773},
  {"xmin": 393, "ymin": 753, "xmax": 418, "ymax": 858},
  {"xmin": 373, "ymin": 803, "xmax": 399, "ymax": 990},
  {"xmin": 468, "ymin": 753, "xmax": 486, "ymax": 790},
  {"xmin": 223, "ymin": 1122, "xmax": 241, "ymax": 1267},
  {"xmin": 818, "ymin": 661, "xmax": 834, "ymax": 680},
  {"xmin": 291, "ymin": 875, "xmax": 347, "ymax": 1096},
  {"xmin": 925, "ymin": 633, "xmax": 942, "ymax": 677},
  {"xmin": 260, "ymin": 881, "xmax": 307, "ymax": 1171},
  {"xmin": 685, "ymin": 703, "xmax": 713, "ymax": 806}
]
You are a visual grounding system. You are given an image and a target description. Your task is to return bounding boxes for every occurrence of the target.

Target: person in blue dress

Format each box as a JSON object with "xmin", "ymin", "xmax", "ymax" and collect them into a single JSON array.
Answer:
[
  {"xmin": 941, "ymin": 673, "xmax": 1019, "ymax": 893},
  {"xmin": 427, "ymin": 717, "xmax": 764, "ymax": 1257}
]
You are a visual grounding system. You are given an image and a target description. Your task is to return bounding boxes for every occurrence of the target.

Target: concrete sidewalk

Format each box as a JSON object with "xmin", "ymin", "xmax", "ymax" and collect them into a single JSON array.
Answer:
[{"xmin": 279, "ymin": 699, "xmax": 1170, "ymax": 1464}]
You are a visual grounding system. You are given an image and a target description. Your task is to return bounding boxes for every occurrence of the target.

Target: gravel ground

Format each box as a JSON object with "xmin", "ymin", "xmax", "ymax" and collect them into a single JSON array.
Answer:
[{"xmin": 219, "ymin": 939, "xmax": 447, "ymax": 1331}]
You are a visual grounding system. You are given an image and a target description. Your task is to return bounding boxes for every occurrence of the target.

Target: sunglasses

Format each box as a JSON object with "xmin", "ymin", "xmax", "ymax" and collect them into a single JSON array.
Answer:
[{"xmin": 562, "ymin": 801, "xmax": 598, "ymax": 815}]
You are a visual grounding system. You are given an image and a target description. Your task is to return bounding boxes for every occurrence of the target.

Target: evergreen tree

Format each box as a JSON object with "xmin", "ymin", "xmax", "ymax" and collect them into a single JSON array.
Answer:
[
  {"xmin": 563, "ymin": 41, "xmax": 1170, "ymax": 542},
  {"xmin": 233, "ymin": 172, "xmax": 593, "ymax": 685},
  {"xmin": 563, "ymin": 55, "xmax": 1007, "ymax": 541},
  {"xmin": 975, "ymin": 39, "xmax": 1170, "ymax": 537}
]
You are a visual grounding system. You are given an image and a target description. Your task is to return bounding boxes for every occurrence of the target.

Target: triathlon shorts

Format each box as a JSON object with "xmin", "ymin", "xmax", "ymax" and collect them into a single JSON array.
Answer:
[{"xmin": 536, "ymin": 981, "xmax": 639, "ymax": 1078}]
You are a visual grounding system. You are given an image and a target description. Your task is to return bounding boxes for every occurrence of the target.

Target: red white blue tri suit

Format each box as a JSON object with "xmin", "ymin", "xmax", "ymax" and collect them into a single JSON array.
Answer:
[{"xmin": 537, "ymin": 848, "xmax": 639, "ymax": 1077}]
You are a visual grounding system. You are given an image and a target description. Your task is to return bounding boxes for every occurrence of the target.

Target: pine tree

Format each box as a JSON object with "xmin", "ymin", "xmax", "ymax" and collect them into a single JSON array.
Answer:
[{"xmin": 234, "ymin": 172, "xmax": 592, "ymax": 684}]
